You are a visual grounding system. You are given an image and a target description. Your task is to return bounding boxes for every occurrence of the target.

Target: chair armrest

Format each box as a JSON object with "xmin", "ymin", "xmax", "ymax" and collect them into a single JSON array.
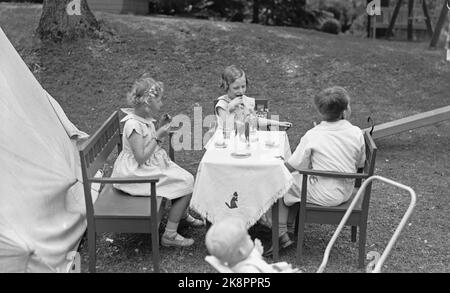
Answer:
[
  {"xmin": 168, "ymin": 131, "xmax": 175, "ymax": 161},
  {"xmin": 88, "ymin": 176, "xmax": 160, "ymax": 184},
  {"xmin": 296, "ymin": 169, "xmax": 368, "ymax": 179}
]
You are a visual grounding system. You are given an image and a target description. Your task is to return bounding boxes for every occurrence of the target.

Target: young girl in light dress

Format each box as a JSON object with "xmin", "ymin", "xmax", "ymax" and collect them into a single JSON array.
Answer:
[
  {"xmin": 215, "ymin": 65, "xmax": 292, "ymax": 131},
  {"xmin": 111, "ymin": 75, "xmax": 204, "ymax": 248}
]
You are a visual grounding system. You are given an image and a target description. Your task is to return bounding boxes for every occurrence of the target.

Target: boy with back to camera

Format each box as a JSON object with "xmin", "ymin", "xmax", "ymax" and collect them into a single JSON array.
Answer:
[{"xmin": 264, "ymin": 86, "xmax": 366, "ymax": 256}]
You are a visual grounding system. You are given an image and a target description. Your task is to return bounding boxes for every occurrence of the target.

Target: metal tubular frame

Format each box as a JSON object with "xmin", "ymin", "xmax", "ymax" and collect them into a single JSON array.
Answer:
[{"xmin": 316, "ymin": 175, "xmax": 417, "ymax": 273}]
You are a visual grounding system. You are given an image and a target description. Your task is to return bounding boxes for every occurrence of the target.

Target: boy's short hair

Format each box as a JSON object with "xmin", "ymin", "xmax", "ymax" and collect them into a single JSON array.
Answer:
[
  {"xmin": 314, "ymin": 86, "xmax": 350, "ymax": 121},
  {"xmin": 127, "ymin": 74, "xmax": 164, "ymax": 107},
  {"xmin": 220, "ymin": 65, "xmax": 248, "ymax": 91},
  {"xmin": 205, "ymin": 218, "xmax": 248, "ymax": 265}
]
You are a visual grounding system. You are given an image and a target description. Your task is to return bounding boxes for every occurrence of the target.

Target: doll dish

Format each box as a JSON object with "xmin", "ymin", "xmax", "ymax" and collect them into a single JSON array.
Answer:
[
  {"xmin": 214, "ymin": 141, "xmax": 228, "ymax": 148},
  {"xmin": 264, "ymin": 140, "xmax": 278, "ymax": 148}
]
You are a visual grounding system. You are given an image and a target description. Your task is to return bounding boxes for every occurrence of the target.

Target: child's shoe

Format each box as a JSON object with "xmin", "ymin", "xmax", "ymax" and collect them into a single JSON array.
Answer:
[
  {"xmin": 262, "ymin": 233, "xmax": 294, "ymax": 257},
  {"xmin": 183, "ymin": 214, "xmax": 206, "ymax": 227},
  {"xmin": 161, "ymin": 232, "xmax": 194, "ymax": 247}
]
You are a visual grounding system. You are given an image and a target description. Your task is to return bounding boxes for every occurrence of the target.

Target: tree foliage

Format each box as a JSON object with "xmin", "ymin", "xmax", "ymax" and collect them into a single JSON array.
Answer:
[{"xmin": 148, "ymin": 0, "xmax": 368, "ymax": 33}]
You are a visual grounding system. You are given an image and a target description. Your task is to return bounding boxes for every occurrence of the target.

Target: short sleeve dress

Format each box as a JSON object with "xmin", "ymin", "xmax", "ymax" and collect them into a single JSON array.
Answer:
[
  {"xmin": 111, "ymin": 110, "xmax": 194, "ymax": 199},
  {"xmin": 215, "ymin": 95, "xmax": 255, "ymax": 130}
]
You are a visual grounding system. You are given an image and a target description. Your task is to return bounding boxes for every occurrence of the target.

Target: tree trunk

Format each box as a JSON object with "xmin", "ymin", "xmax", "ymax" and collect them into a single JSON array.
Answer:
[
  {"xmin": 37, "ymin": 0, "xmax": 100, "ymax": 41},
  {"xmin": 252, "ymin": 0, "xmax": 260, "ymax": 23}
]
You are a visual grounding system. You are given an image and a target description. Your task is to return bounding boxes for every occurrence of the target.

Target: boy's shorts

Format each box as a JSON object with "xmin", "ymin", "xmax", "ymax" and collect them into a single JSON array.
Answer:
[{"xmin": 283, "ymin": 172, "xmax": 302, "ymax": 206}]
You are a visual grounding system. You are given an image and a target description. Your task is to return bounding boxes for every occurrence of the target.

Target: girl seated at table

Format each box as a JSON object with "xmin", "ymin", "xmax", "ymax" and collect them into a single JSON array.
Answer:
[
  {"xmin": 264, "ymin": 86, "xmax": 366, "ymax": 256},
  {"xmin": 215, "ymin": 65, "xmax": 292, "ymax": 131},
  {"xmin": 111, "ymin": 74, "xmax": 204, "ymax": 248}
]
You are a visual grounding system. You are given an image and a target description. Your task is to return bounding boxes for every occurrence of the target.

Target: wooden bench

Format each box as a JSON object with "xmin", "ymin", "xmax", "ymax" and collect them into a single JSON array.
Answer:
[{"xmin": 79, "ymin": 111, "xmax": 165, "ymax": 273}]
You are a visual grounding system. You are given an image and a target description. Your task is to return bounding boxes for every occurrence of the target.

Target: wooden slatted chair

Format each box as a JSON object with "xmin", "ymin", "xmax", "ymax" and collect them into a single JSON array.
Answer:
[
  {"xmin": 293, "ymin": 130, "xmax": 377, "ymax": 268},
  {"xmin": 79, "ymin": 111, "xmax": 165, "ymax": 273}
]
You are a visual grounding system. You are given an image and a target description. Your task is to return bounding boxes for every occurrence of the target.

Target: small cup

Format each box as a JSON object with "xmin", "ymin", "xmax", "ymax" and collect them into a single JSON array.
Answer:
[{"xmin": 265, "ymin": 132, "xmax": 277, "ymax": 147}]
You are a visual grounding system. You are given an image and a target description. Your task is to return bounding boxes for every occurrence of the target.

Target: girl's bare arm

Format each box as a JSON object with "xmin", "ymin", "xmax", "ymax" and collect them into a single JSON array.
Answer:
[{"xmin": 128, "ymin": 131, "xmax": 159, "ymax": 165}]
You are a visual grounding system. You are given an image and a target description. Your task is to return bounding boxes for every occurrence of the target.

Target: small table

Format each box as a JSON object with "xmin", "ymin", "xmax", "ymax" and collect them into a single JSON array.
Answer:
[{"xmin": 190, "ymin": 131, "xmax": 293, "ymax": 260}]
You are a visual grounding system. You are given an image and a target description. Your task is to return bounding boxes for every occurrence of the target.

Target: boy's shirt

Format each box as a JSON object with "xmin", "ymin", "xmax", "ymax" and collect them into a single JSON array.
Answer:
[{"xmin": 286, "ymin": 120, "xmax": 366, "ymax": 206}]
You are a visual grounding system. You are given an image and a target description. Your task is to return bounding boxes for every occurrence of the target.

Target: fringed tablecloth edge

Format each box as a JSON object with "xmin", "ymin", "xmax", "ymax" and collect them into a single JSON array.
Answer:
[
  {"xmin": 243, "ymin": 177, "xmax": 294, "ymax": 228},
  {"xmin": 190, "ymin": 177, "xmax": 294, "ymax": 228}
]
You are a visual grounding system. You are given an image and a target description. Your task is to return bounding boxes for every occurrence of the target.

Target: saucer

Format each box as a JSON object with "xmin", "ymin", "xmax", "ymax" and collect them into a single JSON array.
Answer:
[
  {"xmin": 230, "ymin": 152, "xmax": 251, "ymax": 158},
  {"xmin": 214, "ymin": 142, "xmax": 227, "ymax": 148},
  {"xmin": 265, "ymin": 141, "xmax": 279, "ymax": 148}
]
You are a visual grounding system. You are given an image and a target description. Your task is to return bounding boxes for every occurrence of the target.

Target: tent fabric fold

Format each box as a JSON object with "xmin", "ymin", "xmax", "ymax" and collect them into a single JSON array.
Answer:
[{"xmin": 0, "ymin": 27, "xmax": 87, "ymax": 273}]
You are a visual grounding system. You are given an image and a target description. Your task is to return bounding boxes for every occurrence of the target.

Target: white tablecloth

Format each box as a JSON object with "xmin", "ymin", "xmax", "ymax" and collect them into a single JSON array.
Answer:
[{"xmin": 190, "ymin": 131, "xmax": 294, "ymax": 228}]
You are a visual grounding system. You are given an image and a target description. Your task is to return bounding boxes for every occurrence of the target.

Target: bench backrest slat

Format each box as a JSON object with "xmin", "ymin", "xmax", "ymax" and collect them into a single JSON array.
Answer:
[{"xmin": 79, "ymin": 111, "xmax": 121, "ymax": 179}]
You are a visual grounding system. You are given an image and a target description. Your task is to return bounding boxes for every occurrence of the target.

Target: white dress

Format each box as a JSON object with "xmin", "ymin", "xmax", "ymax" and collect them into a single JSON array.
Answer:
[
  {"xmin": 215, "ymin": 94, "xmax": 255, "ymax": 130},
  {"xmin": 111, "ymin": 111, "xmax": 194, "ymax": 199},
  {"xmin": 284, "ymin": 120, "xmax": 366, "ymax": 207}
]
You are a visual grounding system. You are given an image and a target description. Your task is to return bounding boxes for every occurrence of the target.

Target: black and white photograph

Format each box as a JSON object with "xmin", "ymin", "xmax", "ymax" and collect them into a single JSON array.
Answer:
[{"xmin": 0, "ymin": 0, "xmax": 449, "ymax": 276}]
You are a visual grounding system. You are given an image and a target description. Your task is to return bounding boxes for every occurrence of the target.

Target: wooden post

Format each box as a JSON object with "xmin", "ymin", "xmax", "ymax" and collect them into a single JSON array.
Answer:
[
  {"xmin": 373, "ymin": 13, "xmax": 377, "ymax": 39},
  {"xmin": 422, "ymin": 0, "xmax": 434, "ymax": 37},
  {"xmin": 386, "ymin": 0, "xmax": 404, "ymax": 39},
  {"xmin": 407, "ymin": 0, "xmax": 414, "ymax": 41},
  {"xmin": 446, "ymin": 11, "xmax": 450, "ymax": 61},
  {"xmin": 430, "ymin": 0, "xmax": 449, "ymax": 48},
  {"xmin": 367, "ymin": 0, "xmax": 372, "ymax": 38}
]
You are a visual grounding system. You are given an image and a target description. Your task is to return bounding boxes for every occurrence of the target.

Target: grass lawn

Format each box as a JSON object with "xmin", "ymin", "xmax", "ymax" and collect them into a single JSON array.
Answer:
[{"xmin": 1, "ymin": 3, "xmax": 449, "ymax": 273}]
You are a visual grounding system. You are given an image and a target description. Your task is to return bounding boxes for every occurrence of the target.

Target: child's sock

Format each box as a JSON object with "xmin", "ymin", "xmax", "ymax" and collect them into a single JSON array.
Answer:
[
  {"xmin": 279, "ymin": 223, "xmax": 288, "ymax": 237},
  {"xmin": 163, "ymin": 221, "xmax": 179, "ymax": 238}
]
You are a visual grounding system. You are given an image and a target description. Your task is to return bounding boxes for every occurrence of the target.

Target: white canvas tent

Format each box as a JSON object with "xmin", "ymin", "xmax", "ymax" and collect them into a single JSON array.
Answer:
[{"xmin": 0, "ymin": 27, "xmax": 90, "ymax": 272}]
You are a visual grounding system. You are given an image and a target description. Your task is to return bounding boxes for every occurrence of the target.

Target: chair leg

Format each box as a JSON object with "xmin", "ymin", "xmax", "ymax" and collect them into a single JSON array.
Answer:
[
  {"xmin": 351, "ymin": 226, "xmax": 357, "ymax": 242},
  {"xmin": 88, "ymin": 229, "xmax": 96, "ymax": 273},
  {"xmin": 271, "ymin": 200, "xmax": 279, "ymax": 261},
  {"xmin": 296, "ymin": 216, "xmax": 306, "ymax": 265},
  {"xmin": 358, "ymin": 224, "xmax": 367, "ymax": 269},
  {"xmin": 151, "ymin": 231, "xmax": 160, "ymax": 273},
  {"xmin": 294, "ymin": 207, "xmax": 299, "ymax": 236}
]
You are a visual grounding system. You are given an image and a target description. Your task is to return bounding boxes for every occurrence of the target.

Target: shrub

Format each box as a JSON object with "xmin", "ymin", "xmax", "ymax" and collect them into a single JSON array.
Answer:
[{"xmin": 321, "ymin": 18, "xmax": 341, "ymax": 34}]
